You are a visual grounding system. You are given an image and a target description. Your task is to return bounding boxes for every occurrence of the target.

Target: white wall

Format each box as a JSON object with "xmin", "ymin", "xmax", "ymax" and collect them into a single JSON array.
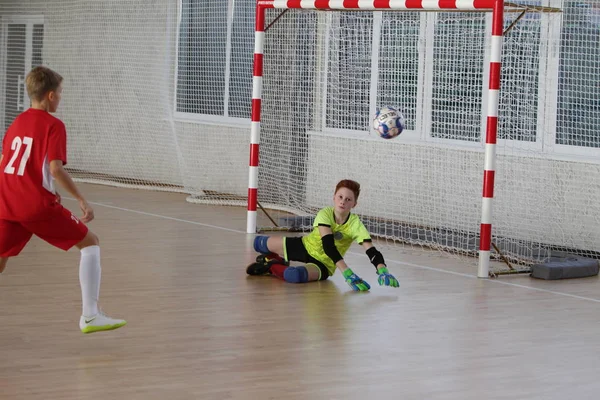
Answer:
[{"xmin": 0, "ymin": 0, "xmax": 250, "ymax": 195}]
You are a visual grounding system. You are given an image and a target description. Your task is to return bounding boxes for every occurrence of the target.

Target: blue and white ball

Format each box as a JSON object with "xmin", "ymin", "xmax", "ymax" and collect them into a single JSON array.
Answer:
[{"xmin": 373, "ymin": 106, "xmax": 405, "ymax": 139}]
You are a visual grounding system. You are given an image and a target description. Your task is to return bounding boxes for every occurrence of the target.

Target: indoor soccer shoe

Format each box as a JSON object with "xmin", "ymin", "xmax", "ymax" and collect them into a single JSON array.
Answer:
[
  {"xmin": 248, "ymin": 253, "xmax": 288, "ymax": 275},
  {"xmin": 255, "ymin": 253, "xmax": 288, "ymax": 266},
  {"xmin": 80, "ymin": 311, "xmax": 127, "ymax": 334},
  {"xmin": 246, "ymin": 261, "xmax": 272, "ymax": 276}
]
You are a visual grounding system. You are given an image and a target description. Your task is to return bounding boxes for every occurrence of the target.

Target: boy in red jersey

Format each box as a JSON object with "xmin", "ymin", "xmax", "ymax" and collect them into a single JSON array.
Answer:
[{"xmin": 0, "ymin": 66, "xmax": 126, "ymax": 334}]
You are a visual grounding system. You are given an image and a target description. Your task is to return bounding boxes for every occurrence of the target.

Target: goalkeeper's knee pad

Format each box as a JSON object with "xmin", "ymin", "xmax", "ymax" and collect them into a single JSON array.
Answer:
[
  {"xmin": 283, "ymin": 266, "xmax": 309, "ymax": 283},
  {"xmin": 253, "ymin": 235, "xmax": 270, "ymax": 254}
]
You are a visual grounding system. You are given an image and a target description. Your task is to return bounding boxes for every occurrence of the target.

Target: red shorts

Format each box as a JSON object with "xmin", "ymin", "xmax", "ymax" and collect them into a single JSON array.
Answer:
[{"xmin": 0, "ymin": 204, "xmax": 88, "ymax": 257}]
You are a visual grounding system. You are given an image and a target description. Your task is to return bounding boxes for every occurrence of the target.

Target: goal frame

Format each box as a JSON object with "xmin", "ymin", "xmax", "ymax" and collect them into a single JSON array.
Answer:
[{"xmin": 246, "ymin": 0, "xmax": 504, "ymax": 279}]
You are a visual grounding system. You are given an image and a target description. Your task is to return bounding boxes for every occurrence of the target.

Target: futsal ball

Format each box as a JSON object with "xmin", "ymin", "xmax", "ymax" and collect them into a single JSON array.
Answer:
[{"xmin": 373, "ymin": 106, "xmax": 405, "ymax": 139}]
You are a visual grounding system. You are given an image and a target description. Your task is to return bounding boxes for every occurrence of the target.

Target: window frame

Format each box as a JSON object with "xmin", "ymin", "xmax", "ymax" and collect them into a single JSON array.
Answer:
[
  {"xmin": 173, "ymin": 0, "xmax": 250, "ymax": 128},
  {"xmin": 0, "ymin": 15, "xmax": 45, "ymax": 134},
  {"xmin": 310, "ymin": 2, "xmax": 600, "ymax": 163},
  {"xmin": 316, "ymin": 11, "xmax": 424, "ymax": 144},
  {"xmin": 173, "ymin": 1, "xmax": 600, "ymax": 162}
]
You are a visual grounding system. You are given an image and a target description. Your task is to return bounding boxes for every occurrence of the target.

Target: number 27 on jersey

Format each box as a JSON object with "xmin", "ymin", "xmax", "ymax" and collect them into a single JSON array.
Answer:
[{"xmin": 4, "ymin": 136, "xmax": 33, "ymax": 176}]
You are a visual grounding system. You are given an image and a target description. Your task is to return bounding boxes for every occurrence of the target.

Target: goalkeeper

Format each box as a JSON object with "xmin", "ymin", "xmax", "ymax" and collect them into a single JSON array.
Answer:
[{"xmin": 246, "ymin": 179, "xmax": 399, "ymax": 291}]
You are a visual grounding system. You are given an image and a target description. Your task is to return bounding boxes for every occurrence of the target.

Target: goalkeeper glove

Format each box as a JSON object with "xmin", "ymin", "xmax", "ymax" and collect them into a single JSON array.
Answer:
[
  {"xmin": 343, "ymin": 268, "xmax": 371, "ymax": 292},
  {"xmin": 377, "ymin": 266, "xmax": 399, "ymax": 288}
]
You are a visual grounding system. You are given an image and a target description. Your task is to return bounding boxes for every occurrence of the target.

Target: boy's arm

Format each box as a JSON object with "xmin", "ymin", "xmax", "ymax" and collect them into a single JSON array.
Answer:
[
  {"xmin": 360, "ymin": 241, "xmax": 386, "ymax": 270},
  {"xmin": 361, "ymin": 241, "xmax": 399, "ymax": 288},
  {"xmin": 49, "ymin": 160, "xmax": 94, "ymax": 223},
  {"xmin": 318, "ymin": 225, "xmax": 370, "ymax": 291},
  {"xmin": 318, "ymin": 225, "xmax": 349, "ymax": 272}
]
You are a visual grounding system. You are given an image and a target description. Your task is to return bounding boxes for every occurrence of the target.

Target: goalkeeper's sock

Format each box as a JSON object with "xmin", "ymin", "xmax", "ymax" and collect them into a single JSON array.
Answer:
[
  {"xmin": 270, "ymin": 264, "xmax": 288, "ymax": 279},
  {"xmin": 257, "ymin": 253, "xmax": 286, "ymax": 265},
  {"xmin": 266, "ymin": 253, "xmax": 285, "ymax": 264}
]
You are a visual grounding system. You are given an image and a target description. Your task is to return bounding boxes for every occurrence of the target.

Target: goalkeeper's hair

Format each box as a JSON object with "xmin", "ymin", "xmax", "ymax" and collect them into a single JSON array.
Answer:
[{"xmin": 335, "ymin": 179, "xmax": 361, "ymax": 201}]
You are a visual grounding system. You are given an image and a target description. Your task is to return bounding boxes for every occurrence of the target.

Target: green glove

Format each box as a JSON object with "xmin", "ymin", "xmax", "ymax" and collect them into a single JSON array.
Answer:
[
  {"xmin": 343, "ymin": 268, "xmax": 370, "ymax": 291},
  {"xmin": 377, "ymin": 266, "xmax": 399, "ymax": 288}
]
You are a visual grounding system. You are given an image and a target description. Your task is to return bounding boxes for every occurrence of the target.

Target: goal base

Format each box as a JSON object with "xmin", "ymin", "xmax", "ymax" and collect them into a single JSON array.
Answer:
[{"xmin": 530, "ymin": 253, "xmax": 600, "ymax": 280}]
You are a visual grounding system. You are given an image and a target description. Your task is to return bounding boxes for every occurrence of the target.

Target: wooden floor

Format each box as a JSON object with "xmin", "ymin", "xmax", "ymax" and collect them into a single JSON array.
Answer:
[{"xmin": 1, "ymin": 183, "xmax": 599, "ymax": 400}]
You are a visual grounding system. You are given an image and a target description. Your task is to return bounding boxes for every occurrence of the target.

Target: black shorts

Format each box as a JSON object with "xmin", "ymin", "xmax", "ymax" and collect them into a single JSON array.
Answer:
[{"xmin": 284, "ymin": 237, "xmax": 330, "ymax": 281}]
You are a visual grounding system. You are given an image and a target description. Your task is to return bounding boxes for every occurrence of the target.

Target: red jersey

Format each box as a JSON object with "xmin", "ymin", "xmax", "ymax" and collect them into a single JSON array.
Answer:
[{"xmin": 0, "ymin": 108, "xmax": 67, "ymax": 221}]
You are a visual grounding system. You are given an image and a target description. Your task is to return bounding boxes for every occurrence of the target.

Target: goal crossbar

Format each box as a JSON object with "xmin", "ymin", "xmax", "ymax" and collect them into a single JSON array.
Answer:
[
  {"xmin": 257, "ymin": 1, "xmax": 561, "ymax": 12},
  {"xmin": 258, "ymin": 0, "xmax": 494, "ymax": 11}
]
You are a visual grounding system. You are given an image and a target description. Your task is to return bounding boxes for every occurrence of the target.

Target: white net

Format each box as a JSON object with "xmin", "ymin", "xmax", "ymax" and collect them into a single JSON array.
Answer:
[
  {"xmin": 0, "ymin": 0, "xmax": 255, "ymax": 199},
  {"xmin": 0, "ymin": 1, "xmax": 598, "ymax": 269}
]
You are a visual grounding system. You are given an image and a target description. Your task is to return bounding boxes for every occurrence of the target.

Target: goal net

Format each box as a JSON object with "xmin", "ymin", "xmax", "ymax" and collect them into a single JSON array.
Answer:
[
  {"xmin": 249, "ymin": 0, "xmax": 595, "ymax": 274},
  {"xmin": 0, "ymin": 1, "xmax": 598, "ymax": 275}
]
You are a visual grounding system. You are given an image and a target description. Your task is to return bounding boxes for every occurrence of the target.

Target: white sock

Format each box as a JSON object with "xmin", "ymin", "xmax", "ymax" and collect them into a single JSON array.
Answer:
[{"xmin": 79, "ymin": 245, "xmax": 101, "ymax": 317}]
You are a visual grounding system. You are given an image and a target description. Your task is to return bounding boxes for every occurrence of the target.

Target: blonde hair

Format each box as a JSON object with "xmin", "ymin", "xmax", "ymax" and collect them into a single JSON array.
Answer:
[{"xmin": 26, "ymin": 66, "xmax": 63, "ymax": 102}]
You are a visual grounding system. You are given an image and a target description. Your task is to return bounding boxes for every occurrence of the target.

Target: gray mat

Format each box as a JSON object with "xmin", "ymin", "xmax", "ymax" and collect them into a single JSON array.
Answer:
[{"xmin": 530, "ymin": 254, "xmax": 599, "ymax": 280}]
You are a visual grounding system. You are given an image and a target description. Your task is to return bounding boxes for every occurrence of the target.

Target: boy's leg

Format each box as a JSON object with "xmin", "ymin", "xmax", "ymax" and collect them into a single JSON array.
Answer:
[
  {"xmin": 253, "ymin": 235, "xmax": 285, "ymax": 257},
  {"xmin": 23, "ymin": 205, "xmax": 126, "ymax": 333},
  {"xmin": 75, "ymin": 231, "xmax": 126, "ymax": 333},
  {"xmin": 75, "ymin": 231, "xmax": 101, "ymax": 318},
  {"xmin": 250, "ymin": 236, "xmax": 330, "ymax": 283},
  {"xmin": 280, "ymin": 263, "xmax": 322, "ymax": 282},
  {"xmin": 0, "ymin": 219, "xmax": 34, "ymax": 274},
  {"xmin": 247, "ymin": 236, "xmax": 288, "ymax": 276},
  {"xmin": 248, "ymin": 261, "xmax": 321, "ymax": 282}
]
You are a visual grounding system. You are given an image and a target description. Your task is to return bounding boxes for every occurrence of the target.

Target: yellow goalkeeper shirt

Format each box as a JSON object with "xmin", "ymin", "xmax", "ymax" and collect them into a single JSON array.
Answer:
[{"xmin": 301, "ymin": 207, "xmax": 371, "ymax": 275}]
